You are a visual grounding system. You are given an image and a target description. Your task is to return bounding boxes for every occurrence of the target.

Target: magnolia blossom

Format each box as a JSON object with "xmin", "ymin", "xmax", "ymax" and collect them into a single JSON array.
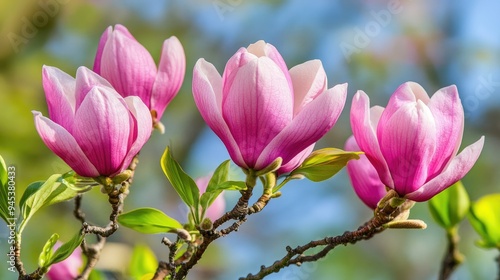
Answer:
[
  {"xmin": 350, "ymin": 82, "xmax": 484, "ymax": 202},
  {"xmin": 33, "ymin": 66, "xmax": 152, "ymax": 178},
  {"xmin": 46, "ymin": 242, "xmax": 83, "ymax": 280},
  {"xmin": 195, "ymin": 175, "xmax": 226, "ymax": 221},
  {"xmin": 94, "ymin": 24, "xmax": 185, "ymax": 124},
  {"xmin": 345, "ymin": 136, "xmax": 387, "ymax": 209},
  {"xmin": 193, "ymin": 40, "xmax": 347, "ymax": 174}
]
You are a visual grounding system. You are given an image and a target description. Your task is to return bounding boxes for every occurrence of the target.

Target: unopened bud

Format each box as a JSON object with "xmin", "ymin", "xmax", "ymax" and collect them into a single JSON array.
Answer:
[
  {"xmin": 255, "ymin": 157, "xmax": 282, "ymax": 177},
  {"xmin": 200, "ymin": 217, "xmax": 213, "ymax": 231},
  {"xmin": 270, "ymin": 192, "xmax": 282, "ymax": 198},
  {"xmin": 289, "ymin": 174, "xmax": 305, "ymax": 180},
  {"xmin": 389, "ymin": 197, "xmax": 406, "ymax": 208},
  {"xmin": 112, "ymin": 170, "xmax": 132, "ymax": 184},
  {"xmin": 161, "ymin": 237, "xmax": 173, "ymax": 247},
  {"xmin": 153, "ymin": 119, "xmax": 165, "ymax": 134},
  {"xmin": 94, "ymin": 176, "xmax": 113, "ymax": 187},
  {"xmin": 384, "ymin": 219, "xmax": 427, "ymax": 229},
  {"xmin": 175, "ymin": 228, "xmax": 192, "ymax": 242}
]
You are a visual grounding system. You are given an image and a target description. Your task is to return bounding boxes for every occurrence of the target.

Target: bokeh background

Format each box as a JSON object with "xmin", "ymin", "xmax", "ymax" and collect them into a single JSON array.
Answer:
[{"xmin": 1, "ymin": 0, "xmax": 500, "ymax": 279}]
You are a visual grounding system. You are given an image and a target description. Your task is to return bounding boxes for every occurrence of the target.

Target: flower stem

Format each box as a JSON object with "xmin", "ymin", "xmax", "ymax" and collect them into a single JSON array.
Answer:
[{"xmin": 438, "ymin": 227, "xmax": 463, "ymax": 280}]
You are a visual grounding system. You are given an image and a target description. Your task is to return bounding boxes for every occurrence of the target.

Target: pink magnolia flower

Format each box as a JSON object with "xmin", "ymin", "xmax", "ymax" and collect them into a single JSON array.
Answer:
[
  {"xmin": 193, "ymin": 40, "xmax": 347, "ymax": 174},
  {"xmin": 350, "ymin": 82, "xmax": 484, "ymax": 202},
  {"xmin": 94, "ymin": 24, "xmax": 185, "ymax": 125},
  {"xmin": 33, "ymin": 66, "xmax": 152, "ymax": 178},
  {"xmin": 195, "ymin": 175, "xmax": 226, "ymax": 221},
  {"xmin": 46, "ymin": 242, "xmax": 83, "ymax": 280},
  {"xmin": 345, "ymin": 136, "xmax": 387, "ymax": 209}
]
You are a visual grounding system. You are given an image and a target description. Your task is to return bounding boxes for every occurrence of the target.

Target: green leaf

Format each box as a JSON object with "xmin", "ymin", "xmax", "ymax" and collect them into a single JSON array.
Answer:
[
  {"xmin": 197, "ymin": 160, "xmax": 246, "ymax": 221},
  {"xmin": 428, "ymin": 181, "xmax": 470, "ymax": 230},
  {"xmin": 19, "ymin": 172, "xmax": 78, "ymax": 232},
  {"xmin": 118, "ymin": 207, "xmax": 184, "ymax": 234},
  {"xmin": 0, "ymin": 155, "xmax": 7, "ymax": 186},
  {"xmin": 199, "ymin": 160, "xmax": 230, "ymax": 216},
  {"xmin": 200, "ymin": 180, "xmax": 246, "ymax": 215},
  {"xmin": 0, "ymin": 155, "xmax": 11, "ymax": 224},
  {"xmin": 160, "ymin": 147, "xmax": 199, "ymax": 211},
  {"xmin": 205, "ymin": 160, "xmax": 230, "ymax": 193},
  {"xmin": 215, "ymin": 181, "xmax": 247, "ymax": 191},
  {"xmin": 291, "ymin": 148, "xmax": 361, "ymax": 182},
  {"xmin": 38, "ymin": 233, "xmax": 59, "ymax": 268},
  {"xmin": 468, "ymin": 193, "xmax": 500, "ymax": 249},
  {"xmin": 48, "ymin": 230, "xmax": 84, "ymax": 266},
  {"xmin": 129, "ymin": 244, "xmax": 158, "ymax": 278},
  {"xmin": 88, "ymin": 270, "xmax": 107, "ymax": 280}
]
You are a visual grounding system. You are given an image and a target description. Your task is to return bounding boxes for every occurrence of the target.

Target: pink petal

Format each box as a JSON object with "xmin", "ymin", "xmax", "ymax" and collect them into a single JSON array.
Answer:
[
  {"xmin": 376, "ymin": 82, "xmax": 429, "ymax": 140},
  {"xmin": 289, "ymin": 60, "xmax": 327, "ymax": 116},
  {"xmin": 222, "ymin": 57, "xmax": 294, "ymax": 167},
  {"xmin": 150, "ymin": 36, "xmax": 186, "ymax": 120},
  {"xmin": 94, "ymin": 24, "xmax": 137, "ymax": 75},
  {"xmin": 117, "ymin": 96, "xmax": 153, "ymax": 175},
  {"xmin": 277, "ymin": 144, "xmax": 315, "ymax": 175},
  {"xmin": 93, "ymin": 26, "xmax": 112, "ymax": 74},
  {"xmin": 75, "ymin": 67, "xmax": 114, "ymax": 109},
  {"xmin": 345, "ymin": 136, "xmax": 386, "ymax": 209},
  {"xmin": 100, "ymin": 25, "xmax": 156, "ymax": 105},
  {"xmin": 33, "ymin": 111, "xmax": 98, "ymax": 177},
  {"xmin": 255, "ymin": 83, "xmax": 347, "ymax": 170},
  {"xmin": 42, "ymin": 66, "xmax": 76, "ymax": 131},
  {"xmin": 72, "ymin": 87, "xmax": 131, "ymax": 176},
  {"xmin": 378, "ymin": 101, "xmax": 437, "ymax": 195},
  {"xmin": 46, "ymin": 242, "xmax": 83, "ymax": 280},
  {"xmin": 195, "ymin": 175, "xmax": 211, "ymax": 193},
  {"xmin": 426, "ymin": 85, "xmax": 464, "ymax": 178},
  {"xmin": 350, "ymin": 91, "xmax": 393, "ymax": 187},
  {"xmin": 192, "ymin": 59, "xmax": 245, "ymax": 167},
  {"xmin": 406, "ymin": 136, "xmax": 484, "ymax": 202},
  {"xmin": 195, "ymin": 175, "xmax": 226, "ymax": 221},
  {"xmin": 206, "ymin": 194, "xmax": 226, "ymax": 221},
  {"xmin": 222, "ymin": 47, "xmax": 256, "ymax": 88},
  {"xmin": 248, "ymin": 41, "xmax": 293, "ymax": 95}
]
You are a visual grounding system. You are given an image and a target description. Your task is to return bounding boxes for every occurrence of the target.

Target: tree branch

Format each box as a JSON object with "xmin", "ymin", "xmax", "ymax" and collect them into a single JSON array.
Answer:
[
  {"xmin": 76, "ymin": 236, "xmax": 106, "ymax": 280},
  {"xmin": 13, "ymin": 234, "xmax": 27, "ymax": 277},
  {"xmin": 240, "ymin": 216, "xmax": 387, "ymax": 279},
  {"xmin": 74, "ymin": 155, "xmax": 139, "ymax": 280},
  {"xmin": 173, "ymin": 173, "xmax": 259, "ymax": 279},
  {"xmin": 240, "ymin": 190, "xmax": 409, "ymax": 279}
]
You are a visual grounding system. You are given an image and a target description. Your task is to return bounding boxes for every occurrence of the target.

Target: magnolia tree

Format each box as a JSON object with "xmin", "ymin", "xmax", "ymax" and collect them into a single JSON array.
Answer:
[{"xmin": 1, "ymin": 24, "xmax": 499, "ymax": 280}]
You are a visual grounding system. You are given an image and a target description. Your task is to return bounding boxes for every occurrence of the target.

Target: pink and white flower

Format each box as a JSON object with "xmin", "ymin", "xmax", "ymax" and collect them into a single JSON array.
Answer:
[
  {"xmin": 33, "ymin": 66, "xmax": 152, "ymax": 178},
  {"xmin": 94, "ymin": 24, "xmax": 185, "ymax": 125},
  {"xmin": 193, "ymin": 40, "xmax": 347, "ymax": 174},
  {"xmin": 350, "ymin": 82, "xmax": 484, "ymax": 201}
]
